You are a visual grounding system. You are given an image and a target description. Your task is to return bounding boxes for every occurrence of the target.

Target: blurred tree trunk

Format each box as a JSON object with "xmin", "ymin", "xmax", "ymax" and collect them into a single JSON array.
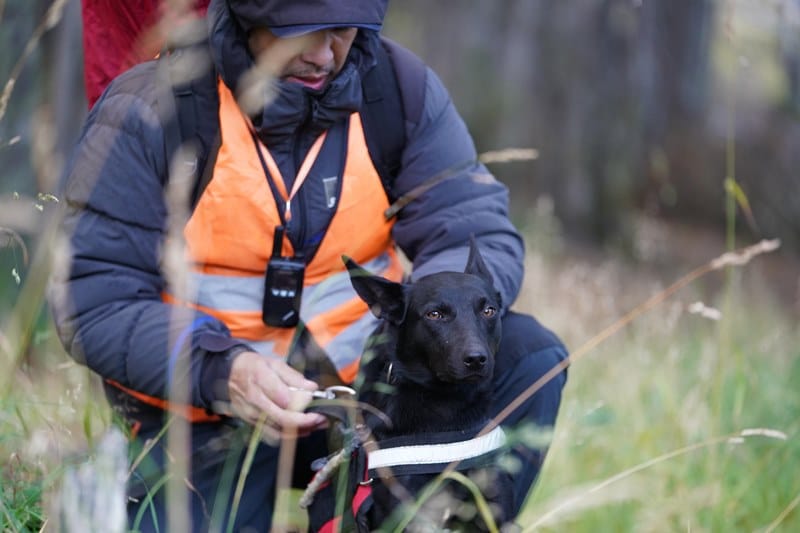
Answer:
[
  {"xmin": 385, "ymin": 0, "xmax": 715, "ymax": 247},
  {"xmin": 778, "ymin": 0, "xmax": 800, "ymax": 112},
  {"xmin": 40, "ymin": 0, "xmax": 86, "ymax": 193}
]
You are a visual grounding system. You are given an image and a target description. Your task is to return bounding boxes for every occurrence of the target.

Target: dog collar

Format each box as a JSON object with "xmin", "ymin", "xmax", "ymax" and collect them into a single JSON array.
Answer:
[{"xmin": 366, "ymin": 426, "xmax": 506, "ymax": 477}]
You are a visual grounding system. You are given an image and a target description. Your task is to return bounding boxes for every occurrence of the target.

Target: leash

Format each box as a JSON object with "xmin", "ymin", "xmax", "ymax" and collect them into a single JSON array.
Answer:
[
  {"xmin": 300, "ymin": 385, "xmax": 376, "ymax": 533},
  {"xmin": 299, "ymin": 385, "xmax": 367, "ymax": 509}
]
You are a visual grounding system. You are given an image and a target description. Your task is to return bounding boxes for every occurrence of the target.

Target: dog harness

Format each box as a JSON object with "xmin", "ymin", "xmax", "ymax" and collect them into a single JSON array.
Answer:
[
  {"xmin": 366, "ymin": 426, "xmax": 507, "ymax": 476},
  {"xmin": 304, "ymin": 423, "xmax": 507, "ymax": 532}
]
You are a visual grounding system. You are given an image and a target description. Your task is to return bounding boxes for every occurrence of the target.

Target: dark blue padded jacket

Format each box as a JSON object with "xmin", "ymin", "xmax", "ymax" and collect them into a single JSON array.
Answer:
[{"xmin": 48, "ymin": 4, "xmax": 524, "ymax": 413}]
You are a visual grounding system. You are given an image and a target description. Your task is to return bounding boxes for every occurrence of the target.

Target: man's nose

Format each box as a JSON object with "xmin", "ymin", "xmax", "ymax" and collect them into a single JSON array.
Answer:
[{"xmin": 300, "ymin": 30, "xmax": 334, "ymax": 69}]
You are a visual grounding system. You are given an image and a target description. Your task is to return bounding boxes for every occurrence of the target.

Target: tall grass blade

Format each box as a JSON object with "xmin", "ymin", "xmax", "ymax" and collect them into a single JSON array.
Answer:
[
  {"xmin": 759, "ymin": 489, "xmax": 800, "ymax": 533},
  {"xmin": 225, "ymin": 415, "xmax": 267, "ymax": 533}
]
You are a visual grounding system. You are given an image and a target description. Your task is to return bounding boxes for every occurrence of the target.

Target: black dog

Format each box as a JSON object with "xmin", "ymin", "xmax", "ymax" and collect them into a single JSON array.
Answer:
[{"xmin": 344, "ymin": 239, "xmax": 515, "ymax": 531}]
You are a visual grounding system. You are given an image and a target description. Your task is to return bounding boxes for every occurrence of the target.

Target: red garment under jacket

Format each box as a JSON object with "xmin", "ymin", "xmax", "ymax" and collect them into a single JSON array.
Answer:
[{"xmin": 82, "ymin": 0, "xmax": 210, "ymax": 108}]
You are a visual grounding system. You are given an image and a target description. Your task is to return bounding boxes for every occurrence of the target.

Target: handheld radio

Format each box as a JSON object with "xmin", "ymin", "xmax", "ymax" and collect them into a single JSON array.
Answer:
[{"xmin": 262, "ymin": 226, "xmax": 304, "ymax": 328}]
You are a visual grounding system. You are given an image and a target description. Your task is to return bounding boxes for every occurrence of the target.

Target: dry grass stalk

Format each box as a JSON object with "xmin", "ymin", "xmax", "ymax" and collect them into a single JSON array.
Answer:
[
  {"xmin": 479, "ymin": 238, "xmax": 782, "ymax": 439},
  {"xmin": 479, "ymin": 148, "xmax": 539, "ymax": 164},
  {"xmin": 525, "ymin": 428, "xmax": 790, "ymax": 531}
]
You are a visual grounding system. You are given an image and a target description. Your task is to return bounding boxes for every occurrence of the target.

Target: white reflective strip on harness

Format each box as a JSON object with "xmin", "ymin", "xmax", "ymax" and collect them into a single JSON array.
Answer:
[{"xmin": 367, "ymin": 426, "xmax": 506, "ymax": 470}]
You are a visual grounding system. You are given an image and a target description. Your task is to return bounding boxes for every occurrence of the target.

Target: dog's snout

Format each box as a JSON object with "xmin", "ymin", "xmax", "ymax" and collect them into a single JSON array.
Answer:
[{"xmin": 463, "ymin": 353, "xmax": 488, "ymax": 371}]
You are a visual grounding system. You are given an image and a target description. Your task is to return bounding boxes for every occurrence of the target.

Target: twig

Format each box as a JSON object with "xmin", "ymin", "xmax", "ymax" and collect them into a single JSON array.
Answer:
[
  {"xmin": 0, "ymin": 227, "xmax": 29, "ymax": 266},
  {"xmin": 479, "ymin": 147, "xmax": 539, "ymax": 164},
  {"xmin": 298, "ymin": 448, "xmax": 348, "ymax": 508},
  {"xmin": 0, "ymin": 0, "xmax": 68, "ymax": 123}
]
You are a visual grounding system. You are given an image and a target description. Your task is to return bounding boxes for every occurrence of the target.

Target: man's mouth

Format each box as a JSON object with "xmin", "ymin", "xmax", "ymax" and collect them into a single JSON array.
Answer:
[{"xmin": 286, "ymin": 74, "xmax": 330, "ymax": 91}]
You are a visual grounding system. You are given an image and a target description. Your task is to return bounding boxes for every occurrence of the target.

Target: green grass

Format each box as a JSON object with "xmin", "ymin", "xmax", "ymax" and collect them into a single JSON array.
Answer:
[
  {"xmin": 1, "ymin": 450, "xmax": 44, "ymax": 531},
  {"xmin": 2, "ymin": 232, "xmax": 798, "ymax": 532},
  {"xmin": 0, "ymin": 328, "xmax": 111, "ymax": 532},
  {"xmin": 516, "ymin": 243, "xmax": 800, "ymax": 532}
]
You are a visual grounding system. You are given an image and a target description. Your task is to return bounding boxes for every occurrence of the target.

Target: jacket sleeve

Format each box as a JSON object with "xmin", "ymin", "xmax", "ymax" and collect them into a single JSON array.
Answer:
[
  {"xmin": 391, "ymin": 67, "xmax": 525, "ymax": 308},
  {"xmin": 48, "ymin": 69, "xmax": 244, "ymax": 410}
]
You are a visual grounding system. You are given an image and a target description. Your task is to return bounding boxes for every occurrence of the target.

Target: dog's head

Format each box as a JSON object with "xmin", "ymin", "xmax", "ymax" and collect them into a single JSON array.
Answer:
[{"xmin": 344, "ymin": 238, "xmax": 502, "ymax": 389}]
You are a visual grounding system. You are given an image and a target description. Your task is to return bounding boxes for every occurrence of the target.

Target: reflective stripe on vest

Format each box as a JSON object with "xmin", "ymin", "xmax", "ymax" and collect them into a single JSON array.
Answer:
[{"xmin": 170, "ymin": 80, "xmax": 402, "ymax": 384}]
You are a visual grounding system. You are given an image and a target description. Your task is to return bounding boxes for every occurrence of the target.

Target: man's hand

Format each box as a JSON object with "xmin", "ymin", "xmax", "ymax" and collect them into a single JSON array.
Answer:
[{"xmin": 227, "ymin": 351, "xmax": 327, "ymax": 442}]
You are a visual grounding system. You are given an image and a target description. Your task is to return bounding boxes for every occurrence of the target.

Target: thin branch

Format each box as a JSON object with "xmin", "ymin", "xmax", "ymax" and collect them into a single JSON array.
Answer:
[
  {"xmin": 476, "ymin": 239, "xmax": 781, "ymax": 439},
  {"xmin": 759, "ymin": 489, "xmax": 800, "ymax": 533},
  {"xmin": 0, "ymin": 227, "xmax": 29, "ymax": 266},
  {"xmin": 0, "ymin": 0, "xmax": 68, "ymax": 124}
]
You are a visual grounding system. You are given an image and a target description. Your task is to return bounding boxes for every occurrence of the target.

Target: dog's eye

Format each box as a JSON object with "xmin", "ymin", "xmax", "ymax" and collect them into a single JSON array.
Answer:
[
  {"xmin": 425, "ymin": 310, "xmax": 443, "ymax": 320},
  {"xmin": 482, "ymin": 305, "xmax": 497, "ymax": 318}
]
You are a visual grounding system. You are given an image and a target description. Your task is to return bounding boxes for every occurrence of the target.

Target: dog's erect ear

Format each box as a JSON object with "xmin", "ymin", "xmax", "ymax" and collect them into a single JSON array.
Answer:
[
  {"xmin": 464, "ymin": 236, "xmax": 495, "ymax": 287},
  {"xmin": 343, "ymin": 256, "xmax": 406, "ymax": 324}
]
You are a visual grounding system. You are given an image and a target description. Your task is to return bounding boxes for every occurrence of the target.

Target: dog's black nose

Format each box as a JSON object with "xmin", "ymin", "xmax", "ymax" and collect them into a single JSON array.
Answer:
[{"xmin": 463, "ymin": 353, "xmax": 488, "ymax": 371}]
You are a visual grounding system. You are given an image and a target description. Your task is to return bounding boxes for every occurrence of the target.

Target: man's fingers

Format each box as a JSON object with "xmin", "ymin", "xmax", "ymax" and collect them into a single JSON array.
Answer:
[
  {"xmin": 247, "ymin": 357, "xmax": 312, "ymax": 409},
  {"xmin": 252, "ymin": 389, "xmax": 326, "ymax": 429},
  {"xmin": 227, "ymin": 350, "xmax": 326, "ymax": 430},
  {"xmin": 266, "ymin": 357, "xmax": 320, "ymax": 391},
  {"xmin": 236, "ymin": 384, "xmax": 325, "ymax": 430}
]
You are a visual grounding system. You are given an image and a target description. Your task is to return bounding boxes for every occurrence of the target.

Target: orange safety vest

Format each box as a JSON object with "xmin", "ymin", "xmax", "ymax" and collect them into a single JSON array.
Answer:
[
  {"xmin": 176, "ymin": 79, "xmax": 402, "ymax": 377},
  {"xmin": 115, "ymin": 81, "xmax": 404, "ymax": 423}
]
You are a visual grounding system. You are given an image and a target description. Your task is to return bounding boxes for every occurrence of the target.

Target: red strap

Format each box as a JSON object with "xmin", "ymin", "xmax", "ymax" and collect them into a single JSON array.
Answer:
[
  {"xmin": 315, "ymin": 480, "xmax": 372, "ymax": 533},
  {"xmin": 352, "ymin": 483, "xmax": 372, "ymax": 516},
  {"xmin": 318, "ymin": 517, "xmax": 341, "ymax": 533}
]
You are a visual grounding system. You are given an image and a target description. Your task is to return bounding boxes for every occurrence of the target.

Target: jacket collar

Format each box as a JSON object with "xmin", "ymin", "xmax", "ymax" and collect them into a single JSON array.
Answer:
[{"xmin": 207, "ymin": 0, "xmax": 377, "ymax": 151}]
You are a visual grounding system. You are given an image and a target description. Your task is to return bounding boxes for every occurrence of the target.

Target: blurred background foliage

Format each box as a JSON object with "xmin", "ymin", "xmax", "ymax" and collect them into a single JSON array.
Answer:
[
  {"xmin": 2, "ymin": 0, "xmax": 798, "ymax": 315},
  {"xmin": 1, "ymin": 0, "xmax": 799, "ymax": 310},
  {"xmin": 0, "ymin": 0, "xmax": 798, "ymax": 531},
  {"xmin": 385, "ymin": 0, "xmax": 799, "ymax": 255}
]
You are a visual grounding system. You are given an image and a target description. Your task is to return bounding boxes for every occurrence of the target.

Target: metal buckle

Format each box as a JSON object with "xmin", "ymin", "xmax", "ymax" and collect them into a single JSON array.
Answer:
[
  {"xmin": 290, "ymin": 385, "xmax": 356, "ymax": 400},
  {"xmin": 323, "ymin": 385, "xmax": 356, "ymax": 399}
]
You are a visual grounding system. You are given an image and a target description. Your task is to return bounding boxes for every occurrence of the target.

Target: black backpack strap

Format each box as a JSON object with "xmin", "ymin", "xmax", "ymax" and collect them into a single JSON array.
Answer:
[
  {"xmin": 360, "ymin": 36, "xmax": 427, "ymax": 201},
  {"xmin": 159, "ymin": 18, "xmax": 220, "ymax": 209}
]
